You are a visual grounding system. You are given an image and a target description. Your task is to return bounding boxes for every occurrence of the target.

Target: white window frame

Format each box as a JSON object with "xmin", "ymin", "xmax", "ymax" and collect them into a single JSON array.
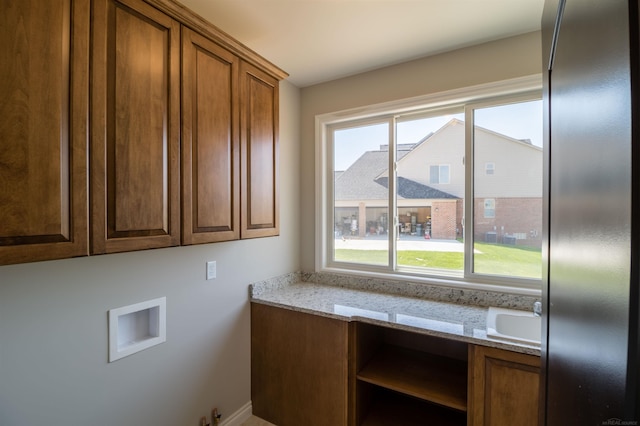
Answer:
[{"xmin": 315, "ymin": 75, "xmax": 543, "ymax": 296}]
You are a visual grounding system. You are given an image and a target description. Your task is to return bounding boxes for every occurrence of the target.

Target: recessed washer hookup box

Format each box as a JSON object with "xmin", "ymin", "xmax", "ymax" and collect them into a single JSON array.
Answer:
[{"xmin": 108, "ymin": 297, "xmax": 166, "ymax": 362}]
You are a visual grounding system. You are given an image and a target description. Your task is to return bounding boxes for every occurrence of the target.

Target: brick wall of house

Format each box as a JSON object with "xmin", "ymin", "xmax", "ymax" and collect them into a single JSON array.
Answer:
[
  {"xmin": 474, "ymin": 197, "xmax": 542, "ymax": 248},
  {"xmin": 431, "ymin": 201, "xmax": 459, "ymax": 239}
]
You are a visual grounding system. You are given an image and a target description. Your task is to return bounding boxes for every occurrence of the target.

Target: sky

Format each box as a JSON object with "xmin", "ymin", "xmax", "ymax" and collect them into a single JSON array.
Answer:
[{"xmin": 333, "ymin": 99, "xmax": 542, "ymax": 171}]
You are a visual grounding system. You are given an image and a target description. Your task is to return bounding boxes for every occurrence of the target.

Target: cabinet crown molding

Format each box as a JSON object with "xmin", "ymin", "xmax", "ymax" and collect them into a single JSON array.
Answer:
[{"xmin": 145, "ymin": 0, "xmax": 289, "ymax": 81}]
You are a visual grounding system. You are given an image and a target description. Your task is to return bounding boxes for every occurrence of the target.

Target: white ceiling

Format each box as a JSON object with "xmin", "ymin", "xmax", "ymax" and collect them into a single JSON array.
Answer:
[{"xmin": 178, "ymin": 0, "xmax": 545, "ymax": 87}]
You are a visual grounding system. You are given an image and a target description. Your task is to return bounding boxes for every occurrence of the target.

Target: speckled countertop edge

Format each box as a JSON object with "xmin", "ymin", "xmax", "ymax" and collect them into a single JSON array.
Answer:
[{"xmin": 250, "ymin": 272, "xmax": 541, "ymax": 356}]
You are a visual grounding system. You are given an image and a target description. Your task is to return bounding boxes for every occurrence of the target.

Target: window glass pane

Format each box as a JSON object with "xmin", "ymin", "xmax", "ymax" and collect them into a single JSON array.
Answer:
[
  {"xmin": 333, "ymin": 122, "xmax": 389, "ymax": 266},
  {"xmin": 430, "ymin": 165, "xmax": 439, "ymax": 184},
  {"xmin": 483, "ymin": 198, "xmax": 495, "ymax": 218},
  {"xmin": 440, "ymin": 165, "xmax": 450, "ymax": 184},
  {"xmin": 472, "ymin": 100, "xmax": 543, "ymax": 279},
  {"xmin": 396, "ymin": 113, "xmax": 464, "ymax": 273}
]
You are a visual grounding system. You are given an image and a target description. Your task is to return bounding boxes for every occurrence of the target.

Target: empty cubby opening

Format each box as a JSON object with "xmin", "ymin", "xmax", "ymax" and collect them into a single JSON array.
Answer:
[{"xmin": 117, "ymin": 306, "xmax": 160, "ymax": 350}]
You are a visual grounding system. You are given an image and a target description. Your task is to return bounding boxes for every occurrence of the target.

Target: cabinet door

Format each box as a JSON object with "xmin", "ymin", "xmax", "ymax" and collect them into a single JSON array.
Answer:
[
  {"xmin": 91, "ymin": 0, "xmax": 180, "ymax": 254},
  {"xmin": 181, "ymin": 28, "xmax": 240, "ymax": 244},
  {"xmin": 240, "ymin": 62, "xmax": 279, "ymax": 239},
  {"xmin": 469, "ymin": 345, "xmax": 540, "ymax": 426},
  {"xmin": 251, "ymin": 303, "xmax": 349, "ymax": 426},
  {"xmin": 0, "ymin": 0, "xmax": 89, "ymax": 265}
]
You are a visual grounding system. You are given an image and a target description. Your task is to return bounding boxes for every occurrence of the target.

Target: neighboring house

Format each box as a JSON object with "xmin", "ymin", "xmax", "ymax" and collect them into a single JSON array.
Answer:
[{"xmin": 335, "ymin": 118, "xmax": 543, "ymax": 247}]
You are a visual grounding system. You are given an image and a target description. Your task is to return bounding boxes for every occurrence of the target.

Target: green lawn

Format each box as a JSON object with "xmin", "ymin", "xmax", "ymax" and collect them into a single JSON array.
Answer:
[
  {"xmin": 473, "ymin": 242, "xmax": 541, "ymax": 278},
  {"xmin": 335, "ymin": 242, "xmax": 541, "ymax": 279}
]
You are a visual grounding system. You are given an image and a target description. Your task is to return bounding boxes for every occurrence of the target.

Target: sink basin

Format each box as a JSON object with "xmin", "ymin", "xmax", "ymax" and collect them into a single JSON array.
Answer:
[{"xmin": 486, "ymin": 307, "xmax": 541, "ymax": 346}]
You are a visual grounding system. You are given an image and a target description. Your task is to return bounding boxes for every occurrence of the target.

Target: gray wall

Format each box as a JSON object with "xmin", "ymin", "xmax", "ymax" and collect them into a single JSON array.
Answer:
[
  {"xmin": 299, "ymin": 31, "xmax": 543, "ymax": 271},
  {"xmin": 0, "ymin": 81, "xmax": 301, "ymax": 426}
]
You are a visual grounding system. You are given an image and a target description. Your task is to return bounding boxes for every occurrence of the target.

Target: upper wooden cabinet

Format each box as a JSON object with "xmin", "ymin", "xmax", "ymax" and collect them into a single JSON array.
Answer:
[
  {"xmin": 0, "ymin": 0, "xmax": 90, "ymax": 265},
  {"xmin": 181, "ymin": 27, "xmax": 240, "ymax": 244},
  {"xmin": 0, "ymin": 0, "xmax": 286, "ymax": 265},
  {"xmin": 240, "ymin": 62, "xmax": 280, "ymax": 238},
  {"xmin": 91, "ymin": 0, "xmax": 181, "ymax": 254}
]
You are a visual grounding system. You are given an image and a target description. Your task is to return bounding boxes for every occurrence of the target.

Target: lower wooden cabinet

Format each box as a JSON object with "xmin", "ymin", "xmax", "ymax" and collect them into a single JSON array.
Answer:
[
  {"xmin": 250, "ymin": 304, "xmax": 541, "ymax": 426},
  {"xmin": 469, "ymin": 345, "xmax": 541, "ymax": 426},
  {"xmin": 251, "ymin": 303, "xmax": 349, "ymax": 426}
]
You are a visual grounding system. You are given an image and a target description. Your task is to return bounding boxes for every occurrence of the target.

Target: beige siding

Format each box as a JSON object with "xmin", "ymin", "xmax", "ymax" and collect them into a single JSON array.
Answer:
[
  {"xmin": 394, "ymin": 120, "xmax": 542, "ymax": 199},
  {"xmin": 474, "ymin": 127, "xmax": 542, "ymax": 198},
  {"xmin": 397, "ymin": 120, "xmax": 465, "ymax": 198}
]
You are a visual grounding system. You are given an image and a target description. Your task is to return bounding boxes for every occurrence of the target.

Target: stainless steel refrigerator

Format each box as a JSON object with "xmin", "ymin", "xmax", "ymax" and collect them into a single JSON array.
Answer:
[{"xmin": 542, "ymin": 0, "xmax": 640, "ymax": 424}]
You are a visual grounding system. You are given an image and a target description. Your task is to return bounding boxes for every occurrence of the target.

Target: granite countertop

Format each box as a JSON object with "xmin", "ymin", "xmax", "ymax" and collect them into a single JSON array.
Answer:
[{"xmin": 250, "ymin": 275, "xmax": 541, "ymax": 356}]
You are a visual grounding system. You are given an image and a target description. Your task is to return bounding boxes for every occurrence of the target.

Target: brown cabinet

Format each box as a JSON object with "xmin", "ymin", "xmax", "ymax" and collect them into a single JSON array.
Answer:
[
  {"xmin": 240, "ymin": 62, "xmax": 280, "ymax": 239},
  {"xmin": 0, "ymin": 0, "xmax": 90, "ymax": 265},
  {"xmin": 181, "ymin": 27, "xmax": 240, "ymax": 244},
  {"xmin": 0, "ymin": 0, "xmax": 286, "ymax": 265},
  {"xmin": 90, "ymin": 0, "xmax": 181, "ymax": 254},
  {"xmin": 251, "ymin": 310, "xmax": 542, "ymax": 426},
  {"xmin": 251, "ymin": 303, "xmax": 349, "ymax": 426},
  {"xmin": 469, "ymin": 345, "xmax": 540, "ymax": 426},
  {"xmin": 181, "ymin": 33, "xmax": 281, "ymax": 244}
]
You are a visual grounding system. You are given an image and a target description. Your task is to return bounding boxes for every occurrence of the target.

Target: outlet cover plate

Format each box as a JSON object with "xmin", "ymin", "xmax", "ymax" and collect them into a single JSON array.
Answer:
[{"xmin": 206, "ymin": 261, "xmax": 216, "ymax": 280}]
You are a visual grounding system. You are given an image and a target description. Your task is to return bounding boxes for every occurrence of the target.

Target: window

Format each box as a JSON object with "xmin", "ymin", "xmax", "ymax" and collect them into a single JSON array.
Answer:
[
  {"xmin": 471, "ymin": 99, "xmax": 543, "ymax": 279},
  {"xmin": 429, "ymin": 165, "xmax": 450, "ymax": 184},
  {"xmin": 483, "ymin": 198, "xmax": 495, "ymax": 218},
  {"xmin": 317, "ymin": 77, "xmax": 543, "ymax": 292},
  {"xmin": 485, "ymin": 163, "xmax": 495, "ymax": 175},
  {"xmin": 332, "ymin": 121, "xmax": 389, "ymax": 266}
]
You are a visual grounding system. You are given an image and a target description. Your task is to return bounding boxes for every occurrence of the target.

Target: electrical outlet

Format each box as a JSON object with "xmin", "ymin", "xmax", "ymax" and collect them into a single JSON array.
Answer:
[{"xmin": 206, "ymin": 261, "xmax": 216, "ymax": 280}]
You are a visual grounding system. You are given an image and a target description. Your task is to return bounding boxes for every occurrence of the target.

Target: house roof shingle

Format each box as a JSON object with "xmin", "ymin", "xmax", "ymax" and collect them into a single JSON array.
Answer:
[
  {"xmin": 334, "ymin": 147, "xmax": 457, "ymax": 201},
  {"xmin": 374, "ymin": 176, "xmax": 458, "ymax": 199},
  {"xmin": 334, "ymin": 150, "xmax": 394, "ymax": 200}
]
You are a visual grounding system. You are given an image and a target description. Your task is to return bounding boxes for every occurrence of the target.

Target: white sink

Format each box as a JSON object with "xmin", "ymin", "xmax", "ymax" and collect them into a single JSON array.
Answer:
[{"xmin": 486, "ymin": 307, "xmax": 541, "ymax": 346}]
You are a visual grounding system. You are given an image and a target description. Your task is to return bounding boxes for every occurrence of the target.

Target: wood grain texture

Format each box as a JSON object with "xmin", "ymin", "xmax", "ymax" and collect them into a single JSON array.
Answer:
[
  {"xmin": 181, "ymin": 27, "xmax": 239, "ymax": 244},
  {"xmin": 357, "ymin": 345, "xmax": 468, "ymax": 412},
  {"xmin": 0, "ymin": 0, "xmax": 89, "ymax": 265},
  {"xmin": 0, "ymin": 0, "xmax": 286, "ymax": 265},
  {"xmin": 91, "ymin": 0, "xmax": 180, "ymax": 254},
  {"xmin": 251, "ymin": 303, "xmax": 349, "ymax": 426},
  {"xmin": 468, "ymin": 345, "xmax": 540, "ymax": 426},
  {"xmin": 240, "ymin": 62, "xmax": 279, "ymax": 239},
  {"xmin": 354, "ymin": 323, "xmax": 468, "ymax": 425}
]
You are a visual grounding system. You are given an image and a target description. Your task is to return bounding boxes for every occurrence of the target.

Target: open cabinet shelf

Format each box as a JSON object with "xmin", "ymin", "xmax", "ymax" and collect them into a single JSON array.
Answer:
[
  {"xmin": 359, "ymin": 387, "xmax": 466, "ymax": 426},
  {"xmin": 353, "ymin": 323, "xmax": 468, "ymax": 425},
  {"xmin": 357, "ymin": 344, "xmax": 467, "ymax": 412}
]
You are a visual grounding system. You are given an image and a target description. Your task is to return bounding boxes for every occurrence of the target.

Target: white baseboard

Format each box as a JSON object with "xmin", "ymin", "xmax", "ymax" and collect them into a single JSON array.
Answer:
[{"xmin": 220, "ymin": 401, "xmax": 252, "ymax": 426}]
